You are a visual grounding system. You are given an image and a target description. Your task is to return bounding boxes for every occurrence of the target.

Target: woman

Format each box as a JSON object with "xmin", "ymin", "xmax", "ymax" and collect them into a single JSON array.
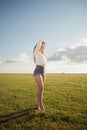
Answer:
[{"xmin": 33, "ymin": 40, "xmax": 47, "ymax": 110}]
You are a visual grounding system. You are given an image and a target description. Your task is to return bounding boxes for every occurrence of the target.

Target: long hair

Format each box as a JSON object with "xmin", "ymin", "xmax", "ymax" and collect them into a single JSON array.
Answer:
[{"xmin": 33, "ymin": 44, "xmax": 37, "ymax": 63}]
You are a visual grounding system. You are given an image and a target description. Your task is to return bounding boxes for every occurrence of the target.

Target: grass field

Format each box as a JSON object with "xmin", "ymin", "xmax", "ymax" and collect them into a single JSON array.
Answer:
[{"xmin": 0, "ymin": 74, "xmax": 87, "ymax": 130}]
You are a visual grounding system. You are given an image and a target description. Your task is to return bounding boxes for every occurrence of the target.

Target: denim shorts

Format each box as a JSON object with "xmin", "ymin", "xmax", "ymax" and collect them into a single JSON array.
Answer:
[{"xmin": 33, "ymin": 65, "xmax": 45, "ymax": 77}]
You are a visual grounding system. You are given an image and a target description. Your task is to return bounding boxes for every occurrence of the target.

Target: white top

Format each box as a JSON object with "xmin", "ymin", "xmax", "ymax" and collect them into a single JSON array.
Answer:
[{"xmin": 33, "ymin": 41, "xmax": 47, "ymax": 66}]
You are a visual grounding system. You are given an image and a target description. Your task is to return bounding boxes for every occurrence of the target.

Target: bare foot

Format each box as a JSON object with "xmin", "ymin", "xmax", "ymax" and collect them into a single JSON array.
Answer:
[
  {"xmin": 37, "ymin": 104, "xmax": 45, "ymax": 111},
  {"xmin": 40, "ymin": 105, "xmax": 45, "ymax": 111},
  {"xmin": 37, "ymin": 107, "xmax": 41, "ymax": 110}
]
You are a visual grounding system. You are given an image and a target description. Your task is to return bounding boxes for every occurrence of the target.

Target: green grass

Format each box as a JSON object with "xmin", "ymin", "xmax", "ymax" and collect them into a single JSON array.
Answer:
[{"xmin": 0, "ymin": 74, "xmax": 87, "ymax": 130}]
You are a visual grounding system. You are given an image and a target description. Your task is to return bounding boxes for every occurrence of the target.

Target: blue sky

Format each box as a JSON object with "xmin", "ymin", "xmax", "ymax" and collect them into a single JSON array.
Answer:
[{"xmin": 0, "ymin": 0, "xmax": 87, "ymax": 73}]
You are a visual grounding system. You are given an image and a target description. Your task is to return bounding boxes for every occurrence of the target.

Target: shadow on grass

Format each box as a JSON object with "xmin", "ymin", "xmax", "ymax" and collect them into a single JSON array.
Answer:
[{"xmin": 0, "ymin": 107, "xmax": 37, "ymax": 123}]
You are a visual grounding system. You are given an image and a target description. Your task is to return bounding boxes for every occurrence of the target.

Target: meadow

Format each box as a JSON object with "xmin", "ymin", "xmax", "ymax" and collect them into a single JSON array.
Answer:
[{"xmin": 0, "ymin": 74, "xmax": 87, "ymax": 130}]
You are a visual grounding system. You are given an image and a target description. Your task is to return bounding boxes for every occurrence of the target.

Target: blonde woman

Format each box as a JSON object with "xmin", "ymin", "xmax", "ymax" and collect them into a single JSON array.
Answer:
[{"xmin": 33, "ymin": 40, "xmax": 47, "ymax": 110}]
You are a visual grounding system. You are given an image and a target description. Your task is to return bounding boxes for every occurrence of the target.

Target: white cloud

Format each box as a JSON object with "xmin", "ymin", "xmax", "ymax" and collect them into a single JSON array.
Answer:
[
  {"xmin": 48, "ymin": 37, "xmax": 87, "ymax": 63},
  {"xmin": 15, "ymin": 53, "xmax": 29, "ymax": 63},
  {"xmin": 61, "ymin": 55, "xmax": 71, "ymax": 63},
  {"xmin": 0, "ymin": 53, "xmax": 35, "ymax": 73},
  {"xmin": 69, "ymin": 43, "xmax": 81, "ymax": 49},
  {"xmin": 80, "ymin": 37, "xmax": 87, "ymax": 43},
  {"xmin": 0, "ymin": 53, "xmax": 30, "ymax": 64},
  {"xmin": 56, "ymin": 48, "xmax": 66, "ymax": 52}
]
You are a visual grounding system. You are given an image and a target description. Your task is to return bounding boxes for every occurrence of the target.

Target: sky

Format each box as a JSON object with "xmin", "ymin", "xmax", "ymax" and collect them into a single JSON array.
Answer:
[{"xmin": 0, "ymin": 0, "xmax": 87, "ymax": 73}]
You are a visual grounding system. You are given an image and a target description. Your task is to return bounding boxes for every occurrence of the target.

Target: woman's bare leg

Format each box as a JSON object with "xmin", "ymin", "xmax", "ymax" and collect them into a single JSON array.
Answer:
[
  {"xmin": 42, "ymin": 75, "xmax": 46, "ymax": 83},
  {"xmin": 34, "ymin": 75, "xmax": 45, "ymax": 110}
]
